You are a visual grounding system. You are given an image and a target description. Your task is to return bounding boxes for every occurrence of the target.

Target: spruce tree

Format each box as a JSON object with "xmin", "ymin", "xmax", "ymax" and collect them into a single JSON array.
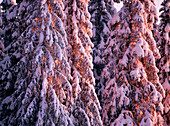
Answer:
[
  {"xmin": 89, "ymin": 0, "xmax": 117, "ymax": 105},
  {"xmin": 157, "ymin": 0, "xmax": 170, "ymax": 125},
  {"xmin": 102, "ymin": 0, "xmax": 165, "ymax": 125},
  {"xmin": 0, "ymin": 0, "xmax": 19, "ymax": 48},
  {"xmin": 64, "ymin": 0, "xmax": 102, "ymax": 125},
  {"xmin": 0, "ymin": 0, "xmax": 74, "ymax": 125}
]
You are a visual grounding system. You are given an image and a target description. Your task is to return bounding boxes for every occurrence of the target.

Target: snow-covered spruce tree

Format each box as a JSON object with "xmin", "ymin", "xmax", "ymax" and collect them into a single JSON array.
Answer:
[
  {"xmin": 88, "ymin": 0, "xmax": 118, "ymax": 106},
  {"xmin": 0, "ymin": 0, "xmax": 74, "ymax": 125},
  {"xmin": 0, "ymin": 0, "xmax": 13, "ymax": 49},
  {"xmin": 64, "ymin": 0, "xmax": 102, "ymax": 125},
  {"xmin": 0, "ymin": 0, "xmax": 26, "ymax": 104},
  {"xmin": 102, "ymin": 0, "xmax": 165, "ymax": 125},
  {"xmin": 0, "ymin": 0, "xmax": 22, "ymax": 48},
  {"xmin": 157, "ymin": 0, "xmax": 170, "ymax": 125}
]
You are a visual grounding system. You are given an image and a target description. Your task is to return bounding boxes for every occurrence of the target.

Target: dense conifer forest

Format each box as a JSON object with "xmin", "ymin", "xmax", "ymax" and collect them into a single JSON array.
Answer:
[{"xmin": 0, "ymin": 0, "xmax": 169, "ymax": 125}]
